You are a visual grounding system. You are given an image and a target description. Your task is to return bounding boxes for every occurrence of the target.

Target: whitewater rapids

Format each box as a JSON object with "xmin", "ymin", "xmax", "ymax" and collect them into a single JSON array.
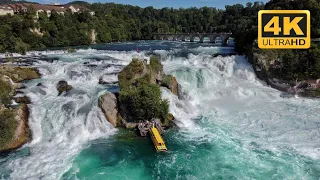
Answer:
[{"xmin": 0, "ymin": 43, "xmax": 319, "ymax": 179}]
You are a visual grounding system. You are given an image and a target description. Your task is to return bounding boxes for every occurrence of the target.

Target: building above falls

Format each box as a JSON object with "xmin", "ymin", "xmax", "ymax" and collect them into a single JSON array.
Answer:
[{"xmin": 0, "ymin": 3, "xmax": 95, "ymax": 17}]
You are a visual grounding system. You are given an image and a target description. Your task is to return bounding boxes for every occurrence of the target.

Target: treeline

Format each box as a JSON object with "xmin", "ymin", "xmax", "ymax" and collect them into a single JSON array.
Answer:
[
  {"xmin": 0, "ymin": 1, "xmax": 266, "ymax": 54},
  {"xmin": 0, "ymin": 0, "xmax": 320, "ymax": 56},
  {"xmin": 249, "ymin": 0, "xmax": 320, "ymax": 81}
]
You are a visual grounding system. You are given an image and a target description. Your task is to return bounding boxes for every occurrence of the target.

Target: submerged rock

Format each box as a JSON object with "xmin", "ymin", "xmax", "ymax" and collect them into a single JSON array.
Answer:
[
  {"xmin": 56, "ymin": 80, "xmax": 73, "ymax": 96},
  {"xmin": 98, "ymin": 92, "xmax": 119, "ymax": 127}
]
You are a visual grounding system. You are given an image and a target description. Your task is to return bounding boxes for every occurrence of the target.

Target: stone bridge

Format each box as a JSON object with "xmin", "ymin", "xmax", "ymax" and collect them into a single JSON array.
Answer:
[{"xmin": 153, "ymin": 33, "xmax": 233, "ymax": 44}]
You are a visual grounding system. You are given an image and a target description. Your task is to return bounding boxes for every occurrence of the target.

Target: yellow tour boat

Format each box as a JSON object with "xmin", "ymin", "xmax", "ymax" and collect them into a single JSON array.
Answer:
[{"xmin": 149, "ymin": 125, "xmax": 168, "ymax": 152}]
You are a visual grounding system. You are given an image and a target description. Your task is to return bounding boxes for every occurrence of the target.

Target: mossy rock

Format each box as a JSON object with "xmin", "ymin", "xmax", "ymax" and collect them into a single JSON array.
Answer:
[
  {"xmin": 118, "ymin": 58, "xmax": 145, "ymax": 89},
  {"xmin": 14, "ymin": 96, "xmax": 31, "ymax": 104},
  {"xmin": 0, "ymin": 108, "xmax": 17, "ymax": 151},
  {"xmin": 57, "ymin": 80, "xmax": 73, "ymax": 96},
  {"xmin": 149, "ymin": 55, "xmax": 163, "ymax": 73},
  {"xmin": 0, "ymin": 104, "xmax": 31, "ymax": 152},
  {"xmin": 0, "ymin": 77, "xmax": 13, "ymax": 106},
  {"xmin": 161, "ymin": 74, "xmax": 179, "ymax": 96},
  {"xmin": 160, "ymin": 113, "xmax": 176, "ymax": 128},
  {"xmin": 0, "ymin": 65, "xmax": 40, "ymax": 83},
  {"xmin": 167, "ymin": 113, "xmax": 175, "ymax": 121}
]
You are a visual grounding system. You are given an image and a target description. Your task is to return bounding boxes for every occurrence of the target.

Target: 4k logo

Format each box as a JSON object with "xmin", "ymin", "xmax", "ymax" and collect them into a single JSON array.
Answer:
[{"xmin": 258, "ymin": 10, "xmax": 310, "ymax": 49}]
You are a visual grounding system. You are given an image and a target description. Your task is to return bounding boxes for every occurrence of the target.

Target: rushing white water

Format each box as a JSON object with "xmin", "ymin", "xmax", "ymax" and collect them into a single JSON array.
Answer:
[
  {"xmin": 1, "ymin": 43, "xmax": 320, "ymax": 179},
  {"xmin": 6, "ymin": 55, "xmax": 122, "ymax": 179},
  {"xmin": 162, "ymin": 53, "xmax": 320, "ymax": 160}
]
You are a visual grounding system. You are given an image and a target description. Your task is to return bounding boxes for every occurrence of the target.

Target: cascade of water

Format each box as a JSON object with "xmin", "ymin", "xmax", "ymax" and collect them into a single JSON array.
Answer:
[{"xmin": 1, "ymin": 44, "xmax": 319, "ymax": 179}]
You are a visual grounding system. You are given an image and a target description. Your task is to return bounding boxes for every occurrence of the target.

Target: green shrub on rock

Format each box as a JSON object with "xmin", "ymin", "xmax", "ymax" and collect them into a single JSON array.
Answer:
[
  {"xmin": 149, "ymin": 56, "xmax": 163, "ymax": 73},
  {"xmin": 119, "ymin": 84, "xmax": 168, "ymax": 122},
  {"xmin": 118, "ymin": 56, "xmax": 169, "ymax": 122},
  {"xmin": 118, "ymin": 58, "xmax": 145, "ymax": 89},
  {"xmin": 0, "ymin": 78, "xmax": 13, "ymax": 106}
]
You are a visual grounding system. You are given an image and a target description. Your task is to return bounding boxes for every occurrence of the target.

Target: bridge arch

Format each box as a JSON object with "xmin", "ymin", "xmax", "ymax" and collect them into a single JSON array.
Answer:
[
  {"xmin": 176, "ymin": 35, "xmax": 186, "ymax": 41},
  {"xmin": 190, "ymin": 35, "xmax": 201, "ymax": 42},
  {"xmin": 209, "ymin": 34, "xmax": 233, "ymax": 45},
  {"xmin": 152, "ymin": 33, "xmax": 233, "ymax": 44},
  {"xmin": 166, "ymin": 36, "xmax": 174, "ymax": 41},
  {"xmin": 200, "ymin": 36, "xmax": 211, "ymax": 43}
]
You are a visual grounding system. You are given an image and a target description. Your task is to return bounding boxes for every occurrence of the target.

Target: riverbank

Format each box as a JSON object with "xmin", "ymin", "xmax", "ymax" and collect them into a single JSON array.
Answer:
[
  {"xmin": 0, "ymin": 64, "xmax": 40, "ymax": 152},
  {"xmin": 247, "ymin": 46, "xmax": 320, "ymax": 98}
]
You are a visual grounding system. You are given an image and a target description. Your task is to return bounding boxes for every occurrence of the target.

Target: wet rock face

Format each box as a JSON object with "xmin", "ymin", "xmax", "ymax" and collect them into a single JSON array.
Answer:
[
  {"xmin": 98, "ymin": 93, "xmax": 118, "ymax": 127},
  {"xmin": 98, "ymin": 73, "xmax": 118, "ymax": 85},
  {"xmin": 0, "ymin": 65, "xmax": 40, "ymax": 83},
  {"xmin": 0, "ymin": 104, "xmax": 31, "ymax": 153},
  {"xmin": 161, "ymin": 75, "xmax": 180, "ymax": 97},
  {"xmin": 14, "ymin": 96, "xmax": 31, "ymax": 104},
  {"xmin": 56, "ymin": 80, "xmax": 73, "ymax": 96}
]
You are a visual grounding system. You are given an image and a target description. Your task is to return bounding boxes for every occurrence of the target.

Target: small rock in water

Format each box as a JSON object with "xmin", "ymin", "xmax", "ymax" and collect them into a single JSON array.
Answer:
[
  {"xmin": 98, "ymin": 92, "xmax": 119, "ymax": 127},
  {"xmin": 14, "ymin": 96, "xmax": 31, "ymax": 104},
  {"xmin": 56, "ymin": 80, "xmax": 73, "ymax": 96}
]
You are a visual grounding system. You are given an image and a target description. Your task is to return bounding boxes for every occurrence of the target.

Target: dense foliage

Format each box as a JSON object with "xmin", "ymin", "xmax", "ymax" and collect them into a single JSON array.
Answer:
[
  {"xmin": 246, "ymin": 0, "xmax": 320, "ymax": 81},
  {"xmin": 253, "ymin": 43, "xmax": 320, "ymax": 81},
  {"xmin": 0, "ymin": 1, "xmax": 266, "ymax": 53},
  {"xmin": 118, "ymin": 57, "xmax": 168, "ymax": 122},
  {"xmin": 0, "ymin": 0, "xmax": 320, "ymax": 54}
]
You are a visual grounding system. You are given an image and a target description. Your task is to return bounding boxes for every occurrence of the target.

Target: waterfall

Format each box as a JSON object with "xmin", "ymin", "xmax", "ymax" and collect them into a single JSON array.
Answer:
[{"xmin": 1, "ymin": 42, "xmax": 319, "ymax": 179}]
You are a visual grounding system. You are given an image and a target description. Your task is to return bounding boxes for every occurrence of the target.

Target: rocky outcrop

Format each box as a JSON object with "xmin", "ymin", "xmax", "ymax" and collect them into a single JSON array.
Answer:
[
  {"xmin": 161, "ymin": 75, "xmax": 180, "ymax": 97},
  {"xmin": 0, "ymin": 65, "xmax": 40, "ymax": 83},
  {"xmin": 0, "ymin": 104, "xmax": 31, "ymax": 153},
  {"xmin": 14, "ymin": 96, "xmax": 31, "ymax": 104},
  {"xmin": 99, "ymin": 56, "xmax": 177, "ymax": 130},
  {"xmin": 6, "ymin": 104, "xmax": 31, "ymax": 150},
  {"xmin": 90, "ymin": 29, "xmax": 97, "ymax": 44},
  {"xmin": 248, "ymin": 49, "xmax": 320, "ymax": 98},
  {"xmin": 0, "ymin": 64, "xmax": 40, "ymax": 153},
  {"xmin": 98, "ymin": 92, "xmax": 141, "ymax": 129},
  {"xmin": 98, "ymin": 93, "xmax": 119, "ymax": 127},
  {"xmin": 56, "ymin": 80, "xmax": 73, "ymax": 96},
  {"xmin": 30, "ymin": 28, "xmax": 43, "ymax": 37}
]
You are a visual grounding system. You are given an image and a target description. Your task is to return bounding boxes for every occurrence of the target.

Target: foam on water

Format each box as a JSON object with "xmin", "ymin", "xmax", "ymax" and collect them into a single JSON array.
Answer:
[
  {"xmin": 161, "ymin": 52, "xmax": 320, "ymax": 161},
  {"xmin": 4, "ymin": 54, "xmax": 127, "ymax": 179}
]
